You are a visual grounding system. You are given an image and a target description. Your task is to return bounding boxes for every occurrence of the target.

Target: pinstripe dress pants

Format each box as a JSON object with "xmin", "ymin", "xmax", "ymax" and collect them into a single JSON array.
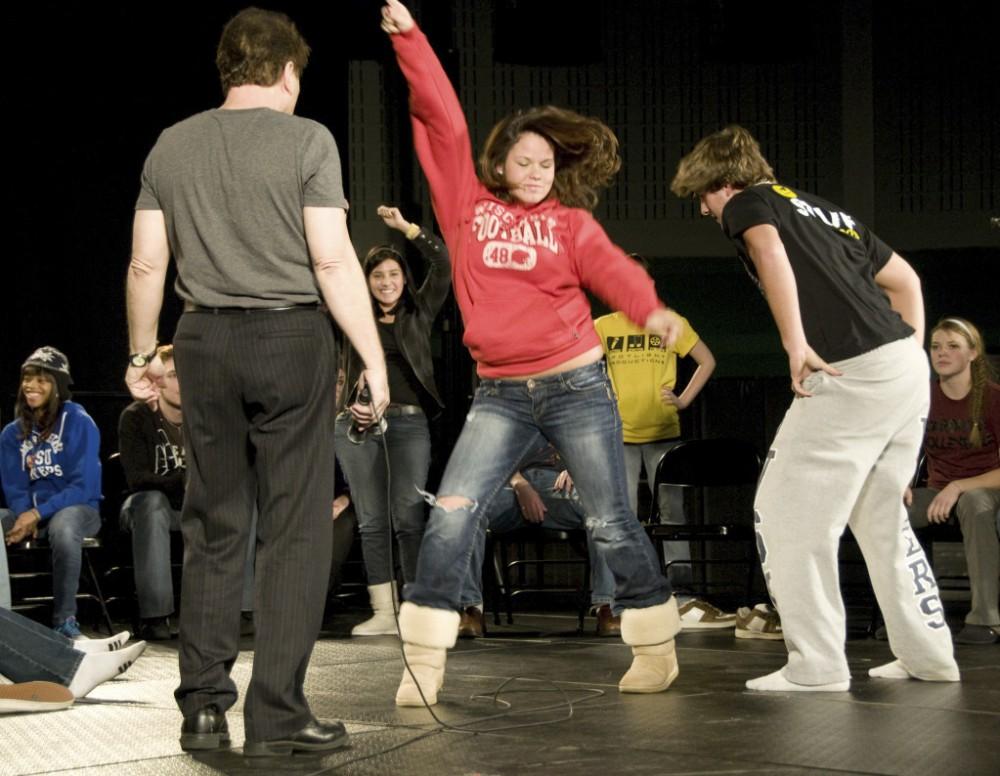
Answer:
[{"xmin": 172, "ymin": 307, "xmax": 337, "ymax": 742}]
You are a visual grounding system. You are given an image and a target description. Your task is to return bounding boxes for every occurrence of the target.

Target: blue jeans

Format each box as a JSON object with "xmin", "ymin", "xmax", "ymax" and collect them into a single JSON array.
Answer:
[
  {"xmin": 1, "ymin": 505, "xmax": 102, "ymax": 624},
  {"xmin": 121, "ymin": 491, "xmax": 256, "ymax": 617},
  {"xmin": 0, "ymin": 514, "xmax": 12, "ymax": 609},
  {"xmin": 0, "ymin": 606, "xmax": 83, "ymax": 685},
  {"xmin": 335, "ymin": 411, "xmax": 431, "ymax": 585},
  {"xmin": 623, "ymin": 441, "xmax": 690, "ymax": 587},
  {"xmin": 407, "ymin": 361, "xmax": 671, "ymax": 613},
  {"xmin": 460, "ymin": 466, "xmax": 614, "ymax": 608}
]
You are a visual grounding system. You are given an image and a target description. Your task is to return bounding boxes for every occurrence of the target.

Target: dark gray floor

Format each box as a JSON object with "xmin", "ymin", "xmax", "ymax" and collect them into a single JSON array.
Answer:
[{"xmin": 2, "ymin": 610, "xmax": 998, "ymax": 776}]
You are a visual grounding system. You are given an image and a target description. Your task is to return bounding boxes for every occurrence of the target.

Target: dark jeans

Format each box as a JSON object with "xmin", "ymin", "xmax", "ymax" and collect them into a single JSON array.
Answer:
[
  {"xmin": 406, "ymin": 361, "xmax": 671, "ymax": 613},
  {"xmin": 1, "ymin": 505, "xmax": 101, "ymax": 624},
  {"xmin": 120, "ymin": 491, "xmax": 256, "ymax": 617},
  {"xmin": 0, "ymin": 605, "xmax": 84, "ymax": 685},
  {"xmin": 0, "ymin": 512, "xmax": 11, "ymax": 609},
  {"xmin": 460, "ymin": 466, "xmax": 614, "ymax": 608},
  {"xmin": 334, "ymin": 412, "xmax": 431, "ymax": 585}
]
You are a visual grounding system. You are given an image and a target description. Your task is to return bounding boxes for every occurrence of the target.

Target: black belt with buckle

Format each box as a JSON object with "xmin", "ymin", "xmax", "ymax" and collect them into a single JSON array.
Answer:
[{"xmin": 187, "ymin": 303, "xmax": 324, "ymax": 315}]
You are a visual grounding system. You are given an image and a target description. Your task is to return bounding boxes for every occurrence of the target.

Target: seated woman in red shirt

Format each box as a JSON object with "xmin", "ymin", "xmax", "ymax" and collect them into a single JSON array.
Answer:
[{"xmin": 909, "ymin": 317, "xmax": 1000, "ymax": 644}]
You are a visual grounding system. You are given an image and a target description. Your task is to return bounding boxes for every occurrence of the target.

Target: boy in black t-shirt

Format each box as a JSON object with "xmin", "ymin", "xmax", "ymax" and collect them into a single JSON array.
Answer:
[{"xmin": 671, "ymin": 125, "xmax": 958, "ymax": 691}]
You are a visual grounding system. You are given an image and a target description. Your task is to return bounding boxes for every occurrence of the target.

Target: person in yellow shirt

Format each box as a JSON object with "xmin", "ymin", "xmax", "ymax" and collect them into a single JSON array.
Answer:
[
  {"xmin": 594, "ymin": 309, "xmax": 715, "ymax": 520},
  {"xmin": 596, "ymin": 268, "xmax": 734, "ymax": 629}
]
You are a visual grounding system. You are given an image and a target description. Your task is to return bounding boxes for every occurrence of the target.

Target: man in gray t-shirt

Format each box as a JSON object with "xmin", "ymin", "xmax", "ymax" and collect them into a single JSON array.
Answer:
[{"xmin": 124, "ymin": 8, "xmax": 387, "ymax": 757}]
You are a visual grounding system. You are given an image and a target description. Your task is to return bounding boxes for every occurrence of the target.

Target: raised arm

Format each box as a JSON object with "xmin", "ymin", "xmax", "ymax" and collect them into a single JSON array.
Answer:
[
  {"xmin": 382, "ymin": 0, "xmax": 476, "ymax": 244},
  {"xmin": 305, "ymin": 207, "xmax": 389, "ymax": 415},
  {"xmin": 378, "ymin": 205, "xmax": 452, "ymax": 316}
]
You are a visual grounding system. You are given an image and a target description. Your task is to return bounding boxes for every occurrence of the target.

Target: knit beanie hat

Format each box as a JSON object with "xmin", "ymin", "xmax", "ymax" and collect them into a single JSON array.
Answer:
[{"xmin": 22, "ymin": 346, "xmax": 73, "ymax": 401}]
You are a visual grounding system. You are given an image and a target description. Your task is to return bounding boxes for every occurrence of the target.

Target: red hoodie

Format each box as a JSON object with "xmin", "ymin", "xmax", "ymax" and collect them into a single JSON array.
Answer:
[{"xmin": 392, "ymin": 25, "xmax": 663, "ymax": 378}]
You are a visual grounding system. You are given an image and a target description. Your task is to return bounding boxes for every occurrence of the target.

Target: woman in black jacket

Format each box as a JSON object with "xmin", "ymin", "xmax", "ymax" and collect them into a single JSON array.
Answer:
[{"xmin": 336, "ymin": 205, "xmax": 451, "ymax": 635}]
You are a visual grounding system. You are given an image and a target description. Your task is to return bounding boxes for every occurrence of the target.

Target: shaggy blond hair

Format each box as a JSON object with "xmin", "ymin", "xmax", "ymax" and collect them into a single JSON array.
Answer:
[{"xmin": 671, "ymin": 125, "xmax": 775, "ymax": 197}]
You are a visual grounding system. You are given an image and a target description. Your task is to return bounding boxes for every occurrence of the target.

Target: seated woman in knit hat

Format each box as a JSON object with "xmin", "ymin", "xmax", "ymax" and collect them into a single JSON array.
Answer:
[{"xmin": 1, "ymin": 346, "xmax": 103, "ymax": 639}]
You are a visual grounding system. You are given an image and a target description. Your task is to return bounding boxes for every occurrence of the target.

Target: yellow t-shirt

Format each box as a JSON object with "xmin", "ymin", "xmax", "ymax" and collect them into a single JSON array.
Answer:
[{"xmin": 594, "ymin": 312, "xmax": 699, "ymax": 443}]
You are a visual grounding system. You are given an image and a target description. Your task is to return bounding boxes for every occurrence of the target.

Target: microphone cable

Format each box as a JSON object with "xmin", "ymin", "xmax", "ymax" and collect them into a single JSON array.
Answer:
[{"xmin": 323, "ymin": 385, "xmax": 607, "ymax": 772}]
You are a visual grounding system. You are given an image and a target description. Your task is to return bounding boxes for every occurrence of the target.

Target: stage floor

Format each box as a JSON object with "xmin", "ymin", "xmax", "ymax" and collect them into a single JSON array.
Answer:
[{"xmin": 3, "ymin": 611, "xmax": 998, "ymax": 776}]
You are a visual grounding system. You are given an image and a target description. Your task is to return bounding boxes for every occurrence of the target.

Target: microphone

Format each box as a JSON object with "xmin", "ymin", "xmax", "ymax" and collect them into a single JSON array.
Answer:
[{"xmin": 347, "ymin": 384, "xmax": 387, "ymax": 445}]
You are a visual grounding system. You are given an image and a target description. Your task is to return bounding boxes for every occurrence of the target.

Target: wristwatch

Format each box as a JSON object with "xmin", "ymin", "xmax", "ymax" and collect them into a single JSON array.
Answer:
[{"xmin": 129, "ymin": 350, "xmax": 157, "ymax": 368}]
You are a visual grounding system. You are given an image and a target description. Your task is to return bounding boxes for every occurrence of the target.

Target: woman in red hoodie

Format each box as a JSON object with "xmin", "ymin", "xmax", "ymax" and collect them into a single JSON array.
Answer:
[{"xmin": 381, "ymin": 0, "xmax": 684, "ymax": 706}]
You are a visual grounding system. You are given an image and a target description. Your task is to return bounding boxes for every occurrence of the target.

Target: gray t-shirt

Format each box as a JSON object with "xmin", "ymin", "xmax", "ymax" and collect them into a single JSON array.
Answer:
[{"xmin": 136, "ymin": 108, "xmax": 349, "ymax": 308}]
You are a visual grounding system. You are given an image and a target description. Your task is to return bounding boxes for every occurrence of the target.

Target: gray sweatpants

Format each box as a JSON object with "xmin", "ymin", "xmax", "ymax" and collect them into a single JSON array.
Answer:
[
  {"xmin": 755, "ymin": 338, "xmax": 958, "ymax": 685},
  {"xmin": 909, "ymin": 487, "xmax": 1000, "ymax": 626}
]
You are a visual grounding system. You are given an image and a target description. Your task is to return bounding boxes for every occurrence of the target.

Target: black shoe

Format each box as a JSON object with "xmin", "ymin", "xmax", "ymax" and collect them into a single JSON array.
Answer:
[
  {"xmin": 138, "ymin": 617, "xmax": 172, "ymax": 641},
  {"xmin": 243, "ymin": 719, "xmax": 350, "ymax": 757},
  {"xmin": 180, "ymin": 704, "xmax": 231, "ymax": 751},
  {"xmin": 954, "ymin": 624, "xmax": 1000, "ymax": 645}
]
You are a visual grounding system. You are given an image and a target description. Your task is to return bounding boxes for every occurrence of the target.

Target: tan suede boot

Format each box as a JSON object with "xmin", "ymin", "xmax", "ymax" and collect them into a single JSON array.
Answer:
[
  {"xmin": 351, "ymin": 582, "xmax": 398, "ymax": 636},
  {"xmin": 619, "ymin": 597, "xmax": 681, "ymax": 693},
  {"xmin": 396, "ymin": 643, "xmax": 448, "ymax": 706},
  {"xmin": 394, "ymin": 602, "xmax": 460, "ymax": 707}
]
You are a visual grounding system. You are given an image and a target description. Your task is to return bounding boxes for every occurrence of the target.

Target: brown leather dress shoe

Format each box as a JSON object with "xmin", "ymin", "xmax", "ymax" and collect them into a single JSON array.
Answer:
[
  {"xmin": 243, "ymin": 719, "xmax": 350, "ymax": 757},
  {"xmin": 458, "ymin": 606, "xmax": 485, "ymax": 639},
  {"xmin": 596, "ymin": 604, "xmax": 621, "ymax": 637}
]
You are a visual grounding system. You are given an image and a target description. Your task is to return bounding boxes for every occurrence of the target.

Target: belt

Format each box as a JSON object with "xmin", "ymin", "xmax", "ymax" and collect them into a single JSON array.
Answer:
[
  {"xmin": 383, "ymin": 404, "xmax": 424, "ymax": 417},
  {"xmin": 186, "ymin": 303, "xmax": 324, "ymax": 315}
]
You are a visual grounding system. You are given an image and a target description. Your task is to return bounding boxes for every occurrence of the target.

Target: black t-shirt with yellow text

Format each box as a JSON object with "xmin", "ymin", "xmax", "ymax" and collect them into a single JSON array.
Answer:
[{"xmin": 722, "ymin": 183, "xmax": 913, "ymax": 362}]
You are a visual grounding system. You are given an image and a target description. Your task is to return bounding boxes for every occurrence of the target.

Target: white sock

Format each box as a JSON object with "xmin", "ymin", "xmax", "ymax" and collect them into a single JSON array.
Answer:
[
  {"xmin": 73, "ymin": 631, "xmax": 131, "ymax": 654},
  {"xmin": 67, "ymin": 641, "xmax": 147, "ymax": 698},
  {"xmin": 746, "ymin": 669, "xmax": 850, "ymax": 692},
  {"xmin": 868, "ymin": 660, "xmax": 913, "ymax": 679}
]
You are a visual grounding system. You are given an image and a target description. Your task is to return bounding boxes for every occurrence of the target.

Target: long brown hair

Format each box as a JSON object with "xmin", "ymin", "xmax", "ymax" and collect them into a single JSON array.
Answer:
[
  {"xmin": 15, "ymin": 367, "xmax": 63, "ymax": 441},
  {"xmin": 932, "ymin": 317, "xmax": 995, "ymax": 447},
  {"xmin": 478, "ymin": 105, "xmax": 621, "ymax": 211}
]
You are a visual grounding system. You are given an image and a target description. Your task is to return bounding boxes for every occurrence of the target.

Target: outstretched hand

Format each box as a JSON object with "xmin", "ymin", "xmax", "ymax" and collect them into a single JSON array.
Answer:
[
  {"xmin": 644, "ymin": 307, "xmax": 683, "ymax": 349},
  {"xmin": 381, "ymin": 0, "xmax": 414, "ymax": 34}
]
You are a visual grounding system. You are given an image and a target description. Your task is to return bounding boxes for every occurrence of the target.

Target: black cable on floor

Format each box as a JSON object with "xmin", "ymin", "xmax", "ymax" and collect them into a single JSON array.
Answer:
[{"xmin": 334, "ymin": 394, "xmax": 605, "ymax": 770}]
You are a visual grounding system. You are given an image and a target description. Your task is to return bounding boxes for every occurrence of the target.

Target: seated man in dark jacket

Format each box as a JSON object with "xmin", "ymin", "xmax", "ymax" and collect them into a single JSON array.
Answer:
[
  {"xmin": 119, "ymin": 345, "xmax": 258, "ymax": 640},
  {"xmin": 118, "ymin": 346, "xmax": 187, "ymax": 640}
]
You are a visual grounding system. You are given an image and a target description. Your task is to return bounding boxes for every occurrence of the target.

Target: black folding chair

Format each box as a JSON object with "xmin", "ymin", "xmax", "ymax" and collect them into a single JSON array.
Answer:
[{"xmin": 645, "ymin": 438, "xmax": 761, "ymax": 601}]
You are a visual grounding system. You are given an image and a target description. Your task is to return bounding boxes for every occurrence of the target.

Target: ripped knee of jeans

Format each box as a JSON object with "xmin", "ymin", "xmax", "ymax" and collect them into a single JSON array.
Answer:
[
  {"xmin": 584, "ymin": 516, "xmax": 606, "ymax": 532},
  {"xmin": 416, "ymin": 487, "xmax": 477, "ymax": 513}
]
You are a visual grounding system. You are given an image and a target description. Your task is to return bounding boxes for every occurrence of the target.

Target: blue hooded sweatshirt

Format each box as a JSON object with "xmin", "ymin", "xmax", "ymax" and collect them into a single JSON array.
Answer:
[{"xmin": 0, "ymin": 401, "xmax": 102, "ymax": 520}]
